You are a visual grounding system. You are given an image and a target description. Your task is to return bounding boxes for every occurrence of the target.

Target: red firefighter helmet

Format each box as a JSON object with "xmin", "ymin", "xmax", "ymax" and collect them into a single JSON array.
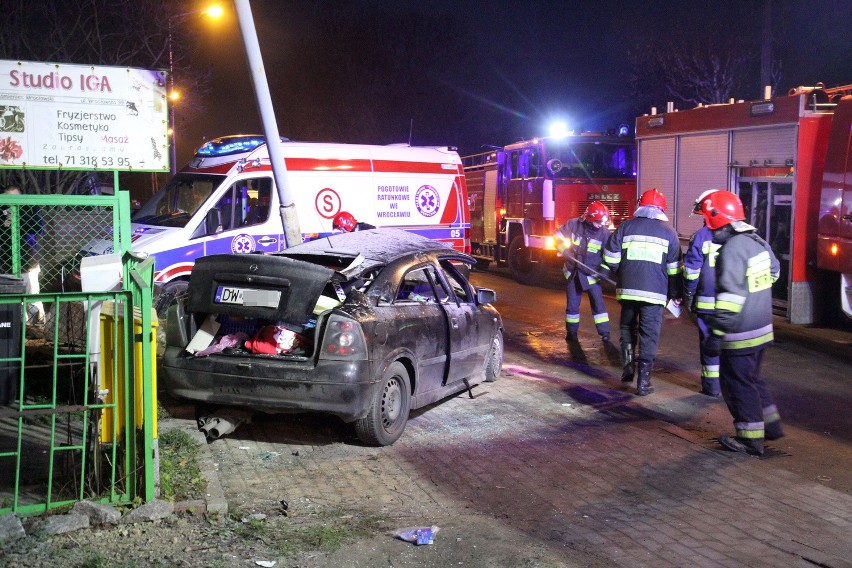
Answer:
[
  {"xmin": 332, "ymin": 211, "xmax": 357, "ymax": 232},
  {"xmin": 638, "ymin": 188, "xmax": 667, "ymax": 212},
  {"xmin": 699, "ymin": 190, "xmax": 746, "ymax": 230},
  {"xmin": 584, "ymin": 201, "xmax": 610, "ymax": 225},
  {"xmin": 692, "ymin": 189, "xmax": 721, "ymax": 216}
]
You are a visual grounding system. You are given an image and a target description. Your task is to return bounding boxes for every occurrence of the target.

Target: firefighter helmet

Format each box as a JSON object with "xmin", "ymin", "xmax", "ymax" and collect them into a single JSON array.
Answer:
[
  {"xmin": 699, "ymin": 190, "xmax": 746, "ymax": 230},
  {"xmin": 692, "ymin": 189, "xmax": 721, "ymax": 216},
  {"xmin": 638, "ymin": 188, "xmax": 667, "ymax": 212},
  {"xmin": 332, "ymin": 211, "xmax": 357, "ymax": 232},
  {"xmin": 584, "ymin": 201, "xmax": 610, "ymax": 225}
]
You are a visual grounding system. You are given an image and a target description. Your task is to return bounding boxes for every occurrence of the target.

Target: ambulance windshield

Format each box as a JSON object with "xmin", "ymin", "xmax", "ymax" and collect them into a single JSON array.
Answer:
[{"xmin": 132, "ymin": 173, "xmax": 223, "ymax": 228}]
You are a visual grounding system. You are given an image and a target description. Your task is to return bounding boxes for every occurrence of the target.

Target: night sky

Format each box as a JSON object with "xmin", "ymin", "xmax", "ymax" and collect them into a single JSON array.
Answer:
[{"xmin": 174, "ymin": 0, "xmax": 852, "ymax": 166}]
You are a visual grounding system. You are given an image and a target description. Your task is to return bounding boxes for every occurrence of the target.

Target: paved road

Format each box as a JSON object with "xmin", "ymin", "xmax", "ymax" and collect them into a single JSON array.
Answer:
[{"xmin": 173, "ymin": 270, "xmax": 852, "ymax": 567}]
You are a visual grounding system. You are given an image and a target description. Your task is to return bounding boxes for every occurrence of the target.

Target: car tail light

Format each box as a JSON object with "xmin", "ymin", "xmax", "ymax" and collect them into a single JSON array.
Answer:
[{"xmin": 319, "ymin": 314, "xmax": 368, "ymax": 361}]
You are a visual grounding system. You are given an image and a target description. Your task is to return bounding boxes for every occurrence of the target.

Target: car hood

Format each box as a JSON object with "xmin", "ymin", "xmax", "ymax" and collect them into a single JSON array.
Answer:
[{"xmin": 187, "ymin": 253, "xmax": 336, "ymax": 325}]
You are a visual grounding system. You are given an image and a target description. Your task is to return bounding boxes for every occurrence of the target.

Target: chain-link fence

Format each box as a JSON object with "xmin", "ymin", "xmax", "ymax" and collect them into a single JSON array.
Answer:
[{"xmin": 2, "ymin": 196, "xmax": 117, "ymax": 345}]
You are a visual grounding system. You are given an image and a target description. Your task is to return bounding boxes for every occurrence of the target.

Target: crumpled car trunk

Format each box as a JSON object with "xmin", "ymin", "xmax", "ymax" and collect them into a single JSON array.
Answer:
[{"xmin": 188, "ymin": 253, "xmax": 335, "ymax": 324}]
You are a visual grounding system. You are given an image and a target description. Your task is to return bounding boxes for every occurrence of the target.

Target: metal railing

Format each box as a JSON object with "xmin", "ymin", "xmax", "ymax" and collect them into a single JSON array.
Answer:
[{"xmin": 0, "ymin": 190, "xmax": 155, "ymax": 516}]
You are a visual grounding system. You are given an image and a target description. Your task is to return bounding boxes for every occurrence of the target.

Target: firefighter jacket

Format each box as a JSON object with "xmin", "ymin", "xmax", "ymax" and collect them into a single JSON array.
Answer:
[
  {"xmin": 706, "ymin": 228, "xmax": 780, "ymax": 353},
  {"xmin": 554, "ymin": 217, "xmax": 610, "ymax": 290},
  {"xmin": 683, "ymin": 225, "xmax": 720, "ymax": 314},
  {"xmin": 603, "ymin": 211, "xmax": 682, "ymax": 305}
]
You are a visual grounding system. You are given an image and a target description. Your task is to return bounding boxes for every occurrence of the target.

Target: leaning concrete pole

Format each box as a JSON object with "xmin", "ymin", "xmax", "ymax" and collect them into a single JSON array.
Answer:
[{"xmin": 234, "ymin": 0, "xmax": 302, "ymax": 248}]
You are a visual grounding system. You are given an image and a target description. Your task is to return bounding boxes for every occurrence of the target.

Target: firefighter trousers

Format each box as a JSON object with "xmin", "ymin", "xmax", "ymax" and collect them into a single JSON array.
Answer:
[
  {"xmin": 719, "ymin": 347, "xmax": 782, "ymax": 443},
  {"xmin": 695, "ymin": 313, "xmax": 721, "ymax": 395},
  {"xmin": 565, "ymin": 277, "xmax": 610, "ymax": 337},
  {"xmin": 618, "ymin": 300, "xmax": 662, "ymax": 363}
]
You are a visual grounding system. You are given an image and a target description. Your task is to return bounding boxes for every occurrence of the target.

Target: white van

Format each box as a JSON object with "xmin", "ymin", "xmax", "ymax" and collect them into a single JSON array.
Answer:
[{"xmin": 84, "ymin": 135, "xmax": 471, "ymax": 311}]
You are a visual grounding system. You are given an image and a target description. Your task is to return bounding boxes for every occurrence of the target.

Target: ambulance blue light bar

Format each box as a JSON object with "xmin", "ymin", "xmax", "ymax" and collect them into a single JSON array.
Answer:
[{"xmin": 196, "ymin": 135, "xmax": 290, "ymax": 157}]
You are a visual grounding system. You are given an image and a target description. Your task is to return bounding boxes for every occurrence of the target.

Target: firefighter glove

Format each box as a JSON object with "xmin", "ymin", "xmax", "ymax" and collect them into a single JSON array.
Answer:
[{"xmin": 703, "ymin": 335, "xmax": 722, "ymax": 357}]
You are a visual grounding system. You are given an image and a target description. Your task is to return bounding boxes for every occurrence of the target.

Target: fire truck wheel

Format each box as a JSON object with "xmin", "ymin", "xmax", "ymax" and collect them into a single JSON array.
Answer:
[{"xmin": 508, "ymin": 235, "xmax": 541, "ymax": 285}]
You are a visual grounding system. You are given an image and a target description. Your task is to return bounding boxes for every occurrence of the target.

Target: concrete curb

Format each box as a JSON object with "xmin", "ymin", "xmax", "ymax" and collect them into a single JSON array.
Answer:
[{"xmin": 158, "ymin": 415, "xmax": 228, "ymax": 517}]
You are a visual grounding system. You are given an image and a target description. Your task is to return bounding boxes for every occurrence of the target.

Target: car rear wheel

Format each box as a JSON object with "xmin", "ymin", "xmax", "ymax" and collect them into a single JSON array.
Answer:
[
  {"xmin": 355, "ymin": 362, "xmax": 411, "ymax": 446},
  {"xmin": 484, "ymin": 330, "xmax": 503, "ymax": 382}
]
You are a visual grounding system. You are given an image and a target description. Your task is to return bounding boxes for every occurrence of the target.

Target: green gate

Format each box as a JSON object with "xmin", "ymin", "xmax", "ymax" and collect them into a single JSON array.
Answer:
[{"xmin": 0, "ymin": 188, "xmax": 156, "ymax": 516}]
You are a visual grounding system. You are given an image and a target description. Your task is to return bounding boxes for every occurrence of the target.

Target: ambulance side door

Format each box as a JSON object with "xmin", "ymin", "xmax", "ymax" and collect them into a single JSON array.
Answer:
[{"xmin": 194, "ymin": 177, "xmax": 283, "ymax": 255}]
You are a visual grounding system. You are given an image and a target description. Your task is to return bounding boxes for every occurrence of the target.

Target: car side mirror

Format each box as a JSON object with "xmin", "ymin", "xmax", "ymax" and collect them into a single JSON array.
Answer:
[
  {"xmin": 476, "ymin": 287, "xmax": 496, "ymax": 305},
  {"xmin": 206, "ymin": 208, "xmax": 223, "ymax": 235}
]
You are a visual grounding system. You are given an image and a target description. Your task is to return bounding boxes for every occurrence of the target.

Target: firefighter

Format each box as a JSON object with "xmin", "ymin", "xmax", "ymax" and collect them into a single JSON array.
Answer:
[
  {"xmin": 553, "ymin": 201, "xmax": 612, "ymax": 344},
  {"xmin": 603, "ymin": 188, "xmax": 682, "ymax": 396},
  {"xmin": 697, "ymin": 190, "xmax": 783, "ymax": 456},
  {"xmin": 682, "ymin": 189, "xmax": 723, "ymax": 397},
  {"xmin": 332, "ymin": 211, "xmax": 375, "ymax": 232}
]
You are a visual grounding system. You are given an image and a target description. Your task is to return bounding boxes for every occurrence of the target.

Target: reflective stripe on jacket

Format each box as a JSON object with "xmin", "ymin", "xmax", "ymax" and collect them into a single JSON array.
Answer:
[
  {"xmin": 683, "ymin": 225, "xmax": 720, "ymax": 313},
  {"xmin": 554, "ymin": 217, "xmax": 610, "ymax": 291},
  {"xmin": 603, "ymin": 214, "xmax": 682, "ymax": 305},
  {"xmin": 707, "ymin": 231, "xmax": 780, "ymax": 353}
]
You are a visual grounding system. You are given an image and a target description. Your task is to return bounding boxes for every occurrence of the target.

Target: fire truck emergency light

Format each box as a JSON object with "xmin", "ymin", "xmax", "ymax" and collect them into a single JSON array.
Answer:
[
  {"xmin": 549, "ymin": 122, "xmax": 571, "ymax": 139},
  {"xmin": 751, "ymin": 101, "xmax": 775, "ymax": 116}
]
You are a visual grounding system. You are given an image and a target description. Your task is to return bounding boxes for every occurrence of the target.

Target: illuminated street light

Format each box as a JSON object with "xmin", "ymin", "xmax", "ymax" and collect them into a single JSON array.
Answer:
[{"xmin": 168, "ymin": 4, "xmax": 223, "ymax": 174}]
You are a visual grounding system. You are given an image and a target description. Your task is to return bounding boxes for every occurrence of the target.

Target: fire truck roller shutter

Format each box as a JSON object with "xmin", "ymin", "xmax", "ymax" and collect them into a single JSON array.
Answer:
[
  {"xmin": 676, "ymin": 132, "xmax": 729, "ymax": 237},
  {"xmin": 638, "ymin": 137, "xmax": 676, "ymax": 222},
  {"xmin": 732, "ymin": 127, "xmax": 797, "ymax": 170}
]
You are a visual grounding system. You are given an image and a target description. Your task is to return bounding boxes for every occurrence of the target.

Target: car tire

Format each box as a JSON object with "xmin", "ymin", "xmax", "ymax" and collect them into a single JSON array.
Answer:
[
  {"xmin": 484, "ymin": 330, "xmax": 503, "ymax": 382},
  {"xmin": 355, "ymin": 362, "xmax": 411, "ymax": 446}
]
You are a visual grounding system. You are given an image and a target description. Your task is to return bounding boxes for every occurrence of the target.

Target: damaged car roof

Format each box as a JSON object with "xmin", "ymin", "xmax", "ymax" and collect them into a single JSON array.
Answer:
[{"xmin": 280, "ymin": 228, "xmax": 469, "ymax": 265}]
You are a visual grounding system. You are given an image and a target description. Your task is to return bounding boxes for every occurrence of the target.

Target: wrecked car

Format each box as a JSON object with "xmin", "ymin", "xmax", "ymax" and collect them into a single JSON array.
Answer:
[{"xmin": 161, "ymin": 229, "xmax": 503, "ymax": 446}]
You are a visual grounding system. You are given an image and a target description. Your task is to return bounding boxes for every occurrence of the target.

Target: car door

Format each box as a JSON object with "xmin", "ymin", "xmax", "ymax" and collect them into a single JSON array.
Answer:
[
  {"xmin": 436, "ymin": 258, "xmax": 492, "ymax": 383},
  {"xmin": 388, "ymin": 264, "xmax": 450, "ymax": 394}
]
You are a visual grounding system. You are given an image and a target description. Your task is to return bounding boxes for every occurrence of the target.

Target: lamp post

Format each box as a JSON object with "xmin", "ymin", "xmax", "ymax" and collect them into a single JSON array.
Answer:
[{"xmin": 166, "ymin": 4, "xmax": 223, "ymax": 175}]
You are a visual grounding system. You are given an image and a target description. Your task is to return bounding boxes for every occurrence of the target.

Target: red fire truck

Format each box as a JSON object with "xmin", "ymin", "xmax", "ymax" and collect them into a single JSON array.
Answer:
[
  {"xmin": 816, "ymin": 92, "xmax": 852, "ymax": 320},
  {"xmin": 462, "ymin": 131, "xmax": 637, "ymax": 284},
  {"xmin": 635, "ymin": 83, "xmax": 852, "ymax": 324}
]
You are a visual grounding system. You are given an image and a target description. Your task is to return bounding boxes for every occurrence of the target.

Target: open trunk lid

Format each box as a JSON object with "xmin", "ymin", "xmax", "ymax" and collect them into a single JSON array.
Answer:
[{"xmin": 187, "ymin": 254, "xmax": 335, "ymax": 324}]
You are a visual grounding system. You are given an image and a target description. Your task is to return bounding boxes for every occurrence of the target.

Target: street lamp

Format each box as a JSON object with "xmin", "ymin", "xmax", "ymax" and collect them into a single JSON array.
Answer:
[{"xmin": 167, "ymin": 4, "xmax": 223, "ymax": 174}]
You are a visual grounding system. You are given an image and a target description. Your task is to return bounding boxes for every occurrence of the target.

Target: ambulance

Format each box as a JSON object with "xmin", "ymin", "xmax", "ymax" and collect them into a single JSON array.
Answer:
[{"xmin": 85, "ymin": 135, "xmax": 471, "ymax": 312}]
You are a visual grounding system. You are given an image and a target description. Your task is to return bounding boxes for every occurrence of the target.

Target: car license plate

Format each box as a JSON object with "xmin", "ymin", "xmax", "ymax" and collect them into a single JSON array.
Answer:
[{"xmin": 215, "ymin": 286, "xmax": 281, "ymax": 308}]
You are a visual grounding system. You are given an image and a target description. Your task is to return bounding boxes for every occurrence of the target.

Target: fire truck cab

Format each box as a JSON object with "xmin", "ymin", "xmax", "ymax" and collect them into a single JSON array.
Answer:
[{"xmin": 463, "ymin": 131, "xmax": 636, "ymax": 284}]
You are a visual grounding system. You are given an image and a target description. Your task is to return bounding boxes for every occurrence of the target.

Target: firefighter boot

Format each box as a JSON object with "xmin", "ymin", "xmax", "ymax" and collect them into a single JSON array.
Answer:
[
  {"xmin": 718, "ymin": 435, "xmax": 764, "ymax": 456},
  {"xmin": 620, "ymin": 343, "xmax": 635, "ymax": 383},
  {"xmin": 701, "ymin": 377, "xmax": 721, "ymax": 397},
  {"xmin": 565, "ymin": 323, "xmax": 578, "ymax": 344},
  {"xmin": 765, "ymin": 420, "xmax": 785, "ymax": 441},
  {"xmin": 636, "ymin": 361, "xmax": 655, "ymax": 396}
]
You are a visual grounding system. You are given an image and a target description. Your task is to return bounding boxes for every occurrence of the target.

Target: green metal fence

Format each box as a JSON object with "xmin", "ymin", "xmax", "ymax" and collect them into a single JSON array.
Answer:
[{"xmin": 0, "ymin": 189, "xmax": 156, "ymax": 516}]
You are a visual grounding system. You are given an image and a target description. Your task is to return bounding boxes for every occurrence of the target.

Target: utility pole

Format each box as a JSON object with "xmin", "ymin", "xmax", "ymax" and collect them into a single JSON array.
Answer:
[{"xmin": 233, "ymin": 0, "xmax": 302, "ymax": 248}]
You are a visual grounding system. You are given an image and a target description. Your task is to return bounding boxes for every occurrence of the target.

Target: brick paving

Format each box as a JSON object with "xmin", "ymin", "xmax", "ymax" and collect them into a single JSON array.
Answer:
[{"xmin": 180, "ymin": 335, "xmax": 852, "ymax": 567}]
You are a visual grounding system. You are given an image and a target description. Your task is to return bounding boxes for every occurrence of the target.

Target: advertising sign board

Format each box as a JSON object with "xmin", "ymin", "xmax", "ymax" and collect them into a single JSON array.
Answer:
[{"xmin": 0, "ymin": 59, "xmax": 169, "ymax": 171}]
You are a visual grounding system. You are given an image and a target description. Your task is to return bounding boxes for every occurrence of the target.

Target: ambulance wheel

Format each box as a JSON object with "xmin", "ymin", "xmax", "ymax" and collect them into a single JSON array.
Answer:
[
  {"xmin": 508, "ymin": 235, "xmax": 541, "ymax": 285},
  {"xmin": 155, "ymin": 280, "xmax": 189, "ymax": 318},
  {"xmin": 355, "ymin": 362, "xmax": 411, "ymax": 446}
]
